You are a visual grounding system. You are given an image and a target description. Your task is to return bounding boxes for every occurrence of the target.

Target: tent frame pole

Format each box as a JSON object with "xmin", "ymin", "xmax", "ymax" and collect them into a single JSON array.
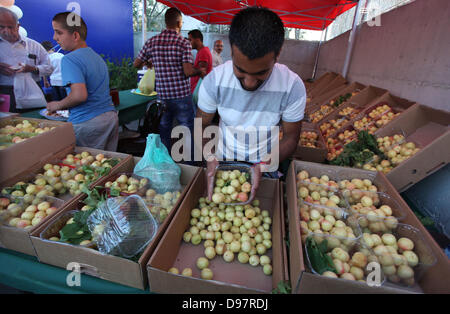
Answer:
[
  {"xmin": 312, "ymin": 27, "xmax": 328, "ymax": 80},
  {"xmin": 342, "ymin": 0, "xmax": 366, "ymax": 79},
  {"xmin": 142, "ymin": 0, "xmax": 147, "ymax": 46}
]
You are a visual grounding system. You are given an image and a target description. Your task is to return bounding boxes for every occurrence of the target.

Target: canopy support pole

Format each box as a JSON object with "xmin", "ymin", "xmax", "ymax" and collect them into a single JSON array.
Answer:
[
  {"xmin": 312, "ymin": 27, "xmax": 328, "ymax": 80},
  {"xmin": 142, "ymin": 0, "xmax": 147, "ymax": 47},
  {"xmin": 342, "ymin": 0, "xmax": 366, "ymax": 79}
]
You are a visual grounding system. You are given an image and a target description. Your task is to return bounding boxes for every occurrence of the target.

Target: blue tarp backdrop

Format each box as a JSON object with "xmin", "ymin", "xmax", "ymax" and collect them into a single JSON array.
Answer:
[{"xmin": 17, "ymin": 0, "xmax": 134, "ymax": 60}]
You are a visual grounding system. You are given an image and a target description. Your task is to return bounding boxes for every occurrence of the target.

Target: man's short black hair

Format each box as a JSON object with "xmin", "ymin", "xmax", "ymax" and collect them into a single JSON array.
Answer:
[
  {"xmin": 229, "ymin": 7, "xmax": 285, "ymax": 60},
  {"xmin": 188, "ymin": 29, "xmax": 203, "ymax": 42},
  {"xmin": 165, "ymin": 7, "xmax": 182, "ymax": 28},
  {"xmin": 53, "ymin": 12, "xmax": 88, "ymax": 41}
]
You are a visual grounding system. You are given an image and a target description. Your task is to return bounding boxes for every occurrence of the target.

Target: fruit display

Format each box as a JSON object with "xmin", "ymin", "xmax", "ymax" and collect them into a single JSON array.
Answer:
[
  {"xmin": 299, "ymin": 201, "xmax": 356, "ymax": 245},
  {"xmin": 329, "ymin": 91, "xmax": 358, "ymax": 108},
  {"xmin": 361, "ymin": 134, "xmax": 420, "ymax": 173},
  {"xmin": 0, "ymin": 119, "xmax": 55, "ymax": 150},
  {"xmin": 335, "ymin": 128, "xmax": 357, "ymax": 145},
  {"xmin": 310, "ymin": 105, "xmax": 334, "ymax": 123},
  {"xmin": 357, "ymin": 224, "xmax": 433, "ymax": 287},
  {"xmin": 320, "ymin": 117, "xmax": 350, "ymax": 138},
  {"xmin": 178, "ymin": 197, "xmax": 274, "ymax": 280},
  {"xmin": 1, "ymin": 151, "xmax": 121, "ymax": 199},
  {"xmin": 353, "ymin": 116, "xmax": 373, "ymax": 131},
  {"xmin": 354, "ymin": 104, "xmax": 402, "ymax": 135},
  {"xmin": 306, "ymin": 236, "xmax": 382, "ymax": 283},
  {"xmin": 367, "ymin": 103, "xmax": 392, "ymax": 119},
  {"xmin": 338, "ymin": 106, "xmax": 362, "ymax": 120},
  {"xmin": 212, "ymin": 169, "xmax": 252, "ymax": 205},
  {"xmin": 375, "ymin": 111, "xmax": 401, "ymax": 128},
  {"xmin": 300, "ymin": 131, "xmax": 319, "ymax": 147},
  {"xmin": 0, "ymin": 195, "xmax": 61, "ymax": 230},
  {"xmin": 326, "ymin": 138, "xmax": 344, "ymax": 161},
  {"xmin": 102, "ymin": 173, "xmax": 181, "ymax": 224}
]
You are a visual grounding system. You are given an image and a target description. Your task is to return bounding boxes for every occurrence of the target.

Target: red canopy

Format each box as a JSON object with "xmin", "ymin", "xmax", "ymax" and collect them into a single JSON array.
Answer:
[{"xmin": 157, "ymin": 0, "xmax": 358, "ymax": 30}]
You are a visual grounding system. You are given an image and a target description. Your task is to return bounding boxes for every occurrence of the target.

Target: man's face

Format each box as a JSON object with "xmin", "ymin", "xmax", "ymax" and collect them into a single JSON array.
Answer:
[
  {"xmin": 188, "ymin": 34, "xmax": 198, "ymax": 50},
  {"xmin": 0, "ymin": 13, "xmax": 20, "ymax": 43},
  {"xmin": 214, "ymin": 41, "xmax": 223, "ymax": 54},
  {"xmin": 231, "ymin": 45, "xmax": 277, "ymax": 92},
  {"xmin": 52, "ymin": 21, "xmax": 76, "ymax": 51}
]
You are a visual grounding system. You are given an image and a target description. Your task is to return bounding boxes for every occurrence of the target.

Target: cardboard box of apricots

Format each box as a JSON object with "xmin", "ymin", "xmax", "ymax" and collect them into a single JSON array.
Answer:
[
  {"xmin": 30, "ymin": 157, "xmax": 200, "ymax": 290},
  {"xmin": 375, "ymin": 104, "xmax": 450, "ymax": 192},
  {"xmin": 286, "ymin": 160, "xmax": 450, "ymax": 294},
  {"xmin": 292, "ymin": 122, "xmax": 328, "ymax": 163},
  {"xmin": 146, "ymin": 168, "xmax": 288, "ymax": 294},
  {"xmin": 0, "ymin": 117, "xmax": 77, "ymax": 185},
  {"xmin": 0, "ymin": 144, "xmax": 133, "ymax": 256}
]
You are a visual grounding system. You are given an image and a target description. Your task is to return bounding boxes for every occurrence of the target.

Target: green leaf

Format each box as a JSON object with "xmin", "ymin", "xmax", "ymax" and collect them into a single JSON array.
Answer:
[
  {"xmin": 306, "ymin": 237, "xmax": 337, "ymax": 275},
  {"xmin": 272, "ymin": 281, "xmax": 291, "ymax": 294}
]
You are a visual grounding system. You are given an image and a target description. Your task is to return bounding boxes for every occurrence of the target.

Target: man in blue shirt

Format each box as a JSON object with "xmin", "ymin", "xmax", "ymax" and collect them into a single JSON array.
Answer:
[{"xmin": 47, "ymin": 12, "xmax": 118, "ymax": 151}]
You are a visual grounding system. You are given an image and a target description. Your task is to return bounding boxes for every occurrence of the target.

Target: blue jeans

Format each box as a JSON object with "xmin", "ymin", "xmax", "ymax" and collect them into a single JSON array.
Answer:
[{"xmin": 159, "ymin": 95, "xmax": 195, "ymax": 157}]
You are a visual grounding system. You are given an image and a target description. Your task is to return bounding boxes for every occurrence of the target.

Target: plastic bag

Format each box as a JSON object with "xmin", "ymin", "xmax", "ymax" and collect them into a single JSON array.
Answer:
[
  {"xmin": 137, "ymin": 68, "xmax": 155, "ymax": 95},
  {"xmin": 13, "ymin": 72, "xmax": 47, "ymax": 109},
  {"xmin": 192, "ymin": 77, "xmax": 202, "ymax": 106},
  {"xmin": 87, "ymin": 195, "xmax": 158, "ymax": 258},
  {"xmin": 134, "ymin": 134, "xmax": 181, "ymax": 194}
]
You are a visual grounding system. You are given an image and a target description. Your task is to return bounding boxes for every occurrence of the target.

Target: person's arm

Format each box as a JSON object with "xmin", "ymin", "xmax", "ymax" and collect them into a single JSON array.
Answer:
[
  {"xmin": 19, "ymin": 43, "xmax": 54, "ymax": 77},
  {"xmin": 46, "ymin": 83, "xmax": 88, "ymax": 113},
  {"xmin": 183, "ymin": 62, "xmax": 205, "ymax": 78},
  {"xmin": 133, "ymin": 58, "xmax": 153, "ymax": 69},
  {"xmin": 279, "ymin": 120, "xmax": 302, "ymax": 162}
]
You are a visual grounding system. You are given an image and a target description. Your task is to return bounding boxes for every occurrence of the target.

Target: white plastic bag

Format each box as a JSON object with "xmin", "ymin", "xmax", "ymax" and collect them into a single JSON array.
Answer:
[{"xmin": 13, "ymin": 72, "xmax": 47, "ymax": 109}]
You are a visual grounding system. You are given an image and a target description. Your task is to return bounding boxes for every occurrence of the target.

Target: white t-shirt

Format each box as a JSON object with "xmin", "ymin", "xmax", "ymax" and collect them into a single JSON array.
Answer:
[
  {"xmin": 198, "ymin": 60, "xmax": 306, "ymax": 167},
  {"xmin": 48, "ymin": 52, "xmax": 64, "ymax": 86}
]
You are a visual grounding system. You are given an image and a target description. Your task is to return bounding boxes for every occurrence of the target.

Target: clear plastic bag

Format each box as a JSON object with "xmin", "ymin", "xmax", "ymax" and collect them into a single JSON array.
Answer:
[
  {"xmin": 87, "ymin": 195, "xmax": 158, "ymax": 258},
  {"xmin": 134, "ymin": 134, "xmax": 181, "ymax": 194}
]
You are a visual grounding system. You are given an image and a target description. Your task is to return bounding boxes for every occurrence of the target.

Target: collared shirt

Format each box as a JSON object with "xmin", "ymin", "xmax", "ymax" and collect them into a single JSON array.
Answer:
[
  {"xmin": 0, "ymin": 35, "xmax": 53, "ymax": 86},
  {"xmin": 211, "ymin": 49, "xmax": 223, "ymax": 68},
  {"xmin": 137, "ymin": 29, "xmax": 193, "ymax": 100}
]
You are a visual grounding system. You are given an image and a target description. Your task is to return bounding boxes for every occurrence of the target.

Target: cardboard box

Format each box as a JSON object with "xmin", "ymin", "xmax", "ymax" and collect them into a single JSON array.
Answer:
[
  {"xmin": 286, "ymin": 160, "xmax": 450, "ymax": 293},
  {"xmin": 352, "ymin": 93, "xmax": 416, "ymax": 132},
  {"xmin": 306, "ymin": 82, "xmax": 366, "ymax": 115},
  {"xmin": 30, "ymin": 159, "xmax": 200, "ymax": 290},
  {"xmin": 0, "ymin": 146, "xmax": 133, "ymax": 256},
  {"xmin": 147, "ymin": 169, "xmax": 286, "ymax": 294},
  {"xmin": 306, "ymin": 83, "xmax": 349, "ymax": 113},
  {"xmin": 293, "ymin": 122, "xmax": 327, "ymax": 163},
  {"xmin": 346, "ymin": 86, "xmax": 388, "ymax": 108},
  {"xmin": 306, "ymin": 72, "xmax": 336, "ymax": 93},
  {"xmin": 308, "ymin": 74, "xmax": 347, "ymax": 101},
  {"xmin": 279, "ymin": 183, "xmax": 290, "ymax": 286},
  {"xmin": 375, "ymin": 104, "xmax": 450, "ymax": 192},
  {"xmin": 0, "ymin": 117, "xmax": 76, "ymax": 185}
]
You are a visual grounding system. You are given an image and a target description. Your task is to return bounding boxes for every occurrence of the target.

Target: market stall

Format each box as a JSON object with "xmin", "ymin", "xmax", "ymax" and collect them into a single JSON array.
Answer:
[{"xmin": 0, "ymin": 0, "xmax": 449, "ymax": 296}]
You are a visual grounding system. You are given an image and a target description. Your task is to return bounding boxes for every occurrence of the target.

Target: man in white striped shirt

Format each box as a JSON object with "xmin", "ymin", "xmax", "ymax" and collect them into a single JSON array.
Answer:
[
  {"xmin": 196, "ymin": 7, "xmax": 306, "ymax": 200},
  {"xmin": 0, "ymin": 7, "xmax": 53, "ymax": 112}
]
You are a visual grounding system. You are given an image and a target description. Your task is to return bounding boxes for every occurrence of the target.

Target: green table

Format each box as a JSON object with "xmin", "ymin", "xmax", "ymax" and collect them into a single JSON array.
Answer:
[
  {"xmin": 0, "ymin": 247, "xmax": 150, "ymax": 294},
  {"xmin": 20, "ymin": 90, "xmax": 157, "ymax": 126}
]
